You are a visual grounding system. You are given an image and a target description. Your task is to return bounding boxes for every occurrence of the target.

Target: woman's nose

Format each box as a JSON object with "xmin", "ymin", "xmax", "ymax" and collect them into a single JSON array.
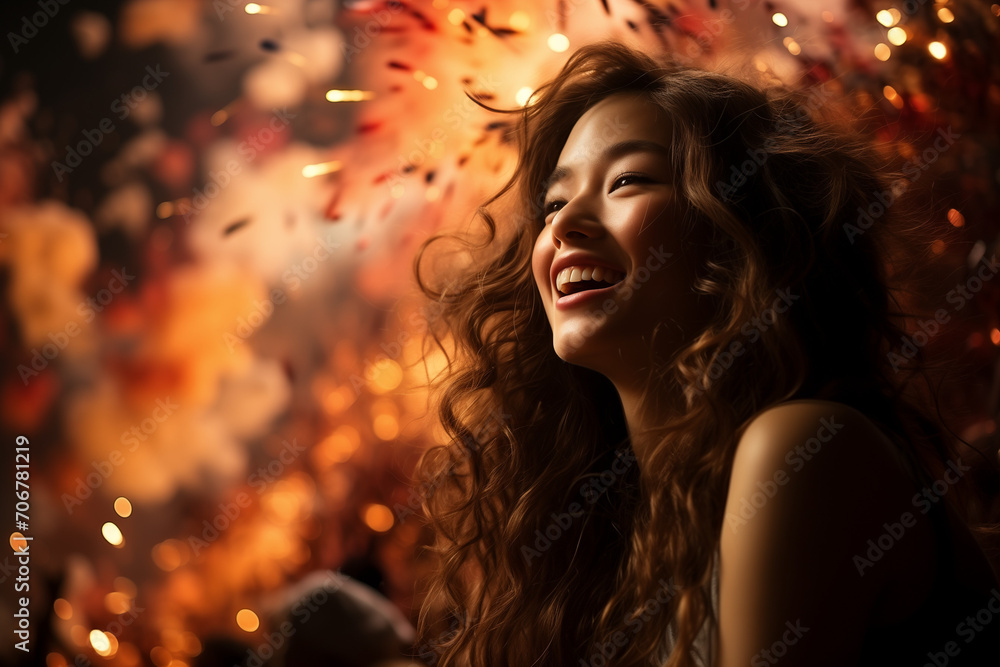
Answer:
[{"xmin": 550, "ymin": 194, "xmax": 604, "ymax": 247}]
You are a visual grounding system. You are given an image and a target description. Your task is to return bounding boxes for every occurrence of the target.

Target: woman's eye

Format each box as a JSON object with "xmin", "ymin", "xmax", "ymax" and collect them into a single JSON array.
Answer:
[
  {"xmin": 611, "ymin": 173, "xmax": 649, "ymax": 190},
  {"xmin": 543, "ymin": 200, "xmax": 565, "ymax": 217}
]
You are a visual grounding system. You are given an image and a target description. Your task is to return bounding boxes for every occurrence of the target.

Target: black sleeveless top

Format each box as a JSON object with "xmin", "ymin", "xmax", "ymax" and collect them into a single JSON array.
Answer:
[{"xmin": 858, "ymin": 433, "xmax": 1000, "ymax": 665}]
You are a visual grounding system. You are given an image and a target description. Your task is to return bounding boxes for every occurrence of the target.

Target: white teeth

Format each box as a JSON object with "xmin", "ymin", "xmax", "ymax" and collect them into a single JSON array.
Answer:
[{"xmin": 555, "ymin": 264, "xmax": 625, "ymax": 295}]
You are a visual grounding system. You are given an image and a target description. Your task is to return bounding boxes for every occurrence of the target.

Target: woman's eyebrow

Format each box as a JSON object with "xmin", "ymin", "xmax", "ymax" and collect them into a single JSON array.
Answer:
[{"xmin": 543, "ymin": 139, "xmax": 671, "ymax": 192}]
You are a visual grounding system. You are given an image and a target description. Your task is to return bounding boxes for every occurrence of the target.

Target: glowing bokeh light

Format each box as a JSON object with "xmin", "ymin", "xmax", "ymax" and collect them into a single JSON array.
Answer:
[
  {"xmin": 548, "ymin": 33, "xmax": 570, "ymax": 52},
  {"xmin": 114, "ymin": 497, "xmax": 132, "ymax": 517},
  {"xmin": 887, "ymin": 27, "xmax": 906, "ymax": 45},
  {"xmin": 772, "ymin": 12, "xmax": 788, "ymax": 26},
  {"xmin": 89, "ymin": 630, "xmax": 111, "ymax": 654},
  {"xmin": 928, "ymin": 41, "xmax": 947, "ymax": 59},
  {"xmin": 236, "ymin": 609, "xmax": 260, "ymax": 632},
  {"xmin": 874, "ymin": 43, "xmax": 891, "ymax": 61},
  {"xmin": 53, "ymin": 598, "xmax": 73, "ymax": 620},
  {"xmin": 363, "ymin": 504, "xmax": 394, "ymax": 532},
  {"xmin": 102, "ymin": 522, "xmax": 124, "ymax": 547}
]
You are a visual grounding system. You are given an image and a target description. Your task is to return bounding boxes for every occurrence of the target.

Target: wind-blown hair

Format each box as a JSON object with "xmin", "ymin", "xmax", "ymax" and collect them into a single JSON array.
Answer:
[{"xmin": 410, "ymin": 40, "xmax": 995, "ymax": 666}]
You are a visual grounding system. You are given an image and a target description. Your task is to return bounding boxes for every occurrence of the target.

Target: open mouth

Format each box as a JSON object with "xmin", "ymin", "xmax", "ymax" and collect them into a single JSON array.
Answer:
[{"xmin": 555, "ymin": 266, "xmax": 626, "ymax": 297}]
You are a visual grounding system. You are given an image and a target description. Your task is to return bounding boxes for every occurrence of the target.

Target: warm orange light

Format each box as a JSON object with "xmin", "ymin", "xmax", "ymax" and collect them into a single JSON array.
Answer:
[
  {"xmin": 114, "ymin": 497, "xmax": 132, "ymax": 517},
  {"xmin": 54, "ymin": 598, "xmax": 73, "ymax": 620},
  {"xmin": 363, "ymin": 504, "xmax": 395, "ymax": 532},
  {"xmin": 102, "ymin": 522, "xmax": 124, "ymax": 547},
  {"xmin": 928, "ymin": 41, "xmax": 947, "ymax": 59},
  {"xmin": 874, "ymin": 43, "xmax": 891, "ymax": 61},
  {"xmin": 991, "ymin": 328, "xmax": 1000, "ymax": 346},
  {"xmin": 236, "ymin": 609, "xmax": 260, "ymax": 632},
  {"xmin": 947, "ymin": 208, "xmax": 965, "ymax": 227}
]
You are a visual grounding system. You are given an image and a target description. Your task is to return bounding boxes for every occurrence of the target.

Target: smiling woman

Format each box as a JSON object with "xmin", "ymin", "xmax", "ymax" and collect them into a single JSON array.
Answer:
[{"xmin": 410, "ymin": 40, "xmax": 1000, "ymax": 667}]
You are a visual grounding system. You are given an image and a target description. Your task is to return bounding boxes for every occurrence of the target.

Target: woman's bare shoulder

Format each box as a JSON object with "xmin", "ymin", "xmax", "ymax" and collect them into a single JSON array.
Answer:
[{"xmin": 716, "ymin": 398, "xmax": 928, "ymax": 666}]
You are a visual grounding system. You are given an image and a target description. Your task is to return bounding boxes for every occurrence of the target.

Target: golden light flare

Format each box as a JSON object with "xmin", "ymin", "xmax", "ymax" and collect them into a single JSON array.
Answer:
[
  {"xmin": 447, "ymin": 8, "xmax": 465, "ymax": 25},
  {"xmin": 102, "ymin": 522, "xmax": 124, "ymax": 547},
  {"xmin": 937, "ymin": 7, "xmax": 955, "ymax": 22},
  {"xmin": 114, "ymin": 497, "xmax": 133, "ymax": 517},
  {"xmin": 89, "ymin": 630, "xmax": 111, "ymax": 655},
  {"xmin": 422, "ymin": 76, "xmax": 439, "ymax": 90},
  {"xmin": 236, "ymin": 609, "xmax": 260, "ymax": 632},
  {"xmin": 105, "ymin": 591, "xmax": 132, "ymax": 615},
  {"xmin": 367, "ymin": 358, "xmax": 403, "ymax": 393},
  {"xmin": 874, "ymin": 43, "xmax": 891, "ymax": 61},
  {"xmin": 887, "ymin": 26, "xmax": 907, "ymax": 45},
  {"xmin": 301, "ymin": 160, "xmax": 343, "ymax": 178},
  {"xmin": 54, "ymin": 598, "xmax": 73, "ymax": 620},
  {"xmin": 547, "ymin": 33, "xmax": 570, "ymax": 52},
  {"xmin": 883, "ymin": 85, "xmax": 904, "ymax": 108},
  {"xmin": 373, "ymin": 413, "xmax": 399, "ymax": 440},
  {"xmin": 515, "ymin": 86, "xmax": 534, "ymax": 106},
  {"xmin": 947, "ymin": 209, "xmax": 965, "ymax": 227},
  {"xmin": 324, "ymin": 89, "xmax": 375, "ymax": 103},
  {"xmin": 928, "ymin": 41, "xmax": 947, "ymax": 59},
  {"xmin": 772, "ymin": 12, "xmax": 788, "ymax": 26},
  {"xmin": 783, "ymin": 37, "xmax": 801, "ymax": 55},
  {"xmin": 991, "ymin": 328, "xmax": 1000, "ymax": 346},
  {"xmin": 362, "ymin": 503, "xmax": 394, "ymax": 532},
  {"xmin": 509, "ymin": 10, "xmax": 530, "ymax": 30},
  {"xmin": 244, "ymin": 3, "xmax": 275, "ymax": 14},
  {"xmin": 876, "ymin": 8, "xmax": 901, "ymax": 26}
]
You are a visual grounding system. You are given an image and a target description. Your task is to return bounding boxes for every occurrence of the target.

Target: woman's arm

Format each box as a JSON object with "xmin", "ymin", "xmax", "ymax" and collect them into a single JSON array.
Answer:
[{"xmin": 717, "ymin": 399, "xmax": 927, "ymax": 667}]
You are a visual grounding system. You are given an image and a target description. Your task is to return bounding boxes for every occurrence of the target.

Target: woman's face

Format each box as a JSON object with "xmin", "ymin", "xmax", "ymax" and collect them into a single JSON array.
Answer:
[{"xmin": 531, "ymin": 91, "xmax": 714, "ymax": 379}]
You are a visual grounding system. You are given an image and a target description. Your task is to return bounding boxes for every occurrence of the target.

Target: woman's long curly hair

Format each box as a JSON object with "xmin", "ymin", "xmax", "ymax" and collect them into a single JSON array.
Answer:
[{"xmin": 409, "ymin": 40, "xmax": 999, "ymax": 666}]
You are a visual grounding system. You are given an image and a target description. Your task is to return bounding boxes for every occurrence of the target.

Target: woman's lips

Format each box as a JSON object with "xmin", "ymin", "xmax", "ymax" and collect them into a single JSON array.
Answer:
[{"xmin": 555, "ymin": 282, "xmax": 621, "ymax": 310}]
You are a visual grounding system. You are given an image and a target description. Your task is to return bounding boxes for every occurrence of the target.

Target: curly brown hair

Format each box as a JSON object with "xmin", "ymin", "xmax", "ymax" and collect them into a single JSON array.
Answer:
[{"xmin": 409, "ymin": 39, "xmax": 996, "ymax": 666}]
